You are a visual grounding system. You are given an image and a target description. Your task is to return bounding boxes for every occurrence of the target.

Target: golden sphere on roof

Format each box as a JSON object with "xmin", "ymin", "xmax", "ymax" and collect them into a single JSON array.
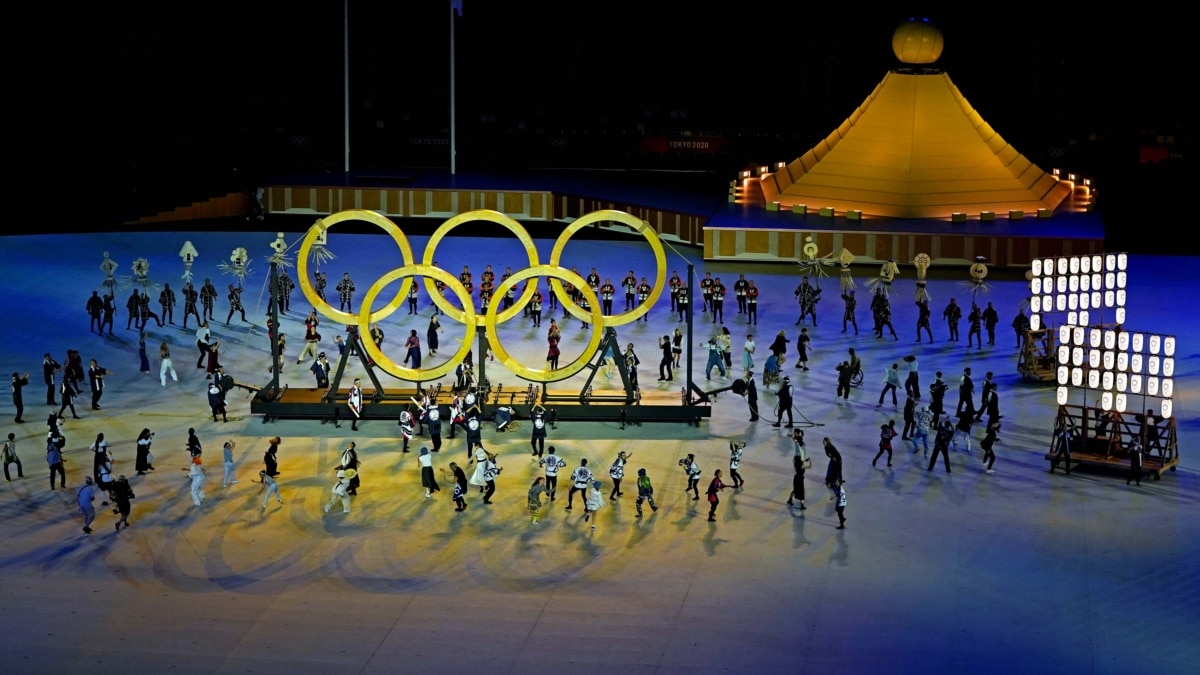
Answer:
[{"xmin": 893, "ymin": 18, "xmax": 944, "ymax": 64}]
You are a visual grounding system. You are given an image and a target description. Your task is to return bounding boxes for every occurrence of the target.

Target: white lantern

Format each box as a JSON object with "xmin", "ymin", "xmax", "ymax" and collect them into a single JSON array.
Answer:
[
  {"xmin": 1092, "ymin": 291, "xmax": 1102, "ymax": 309},
  {"xmin": 1088, "ymin": 371, "xmax": 1100, "ymax": 389},
  {"xmin": 1091, "ymin": 273, "xmax": 1102, "ymax": 291},
  {"xmin": 1088, "ymin": 350, "xmax": 1101, "ymax": 369},
  {"xmin": 1031, "ymin": 296, "xmax": 1042, "ymax": 313},
  {"xmin": 1163, "ymin": 358, "xmax": 1174, "ymax": 377},
  {"xmin": 1031, "ymin": 279, "xmax": 1042, "ymax": 295},
  {"xmin": 1080, "ymin": 293, "xmax": 1091, "ymax": 310},
  {"xmin": 1103, "ymin": 351, "xmax": 1115, "ymax": 370},
  {"xmin": 1030, "ymin": 315, "xmax": 1042, "ymax": 331},
  {"xmin": 1080, "ymin": 275, "xmax": 1091, "ymax": 292},
  {"xmin": 1161, "ymin": 399, "xmax": 1172, "ymax": 419},
  {"xmin": 1116, "ymin": 289, "xmax": 1126, "ymax": 307},
  {"xmin": 1116, "ymin": 373, "xmax": 1128, "ymax": 392},
  {"xmin": 1104, "ymin": 330, "xmax": 1116, "ymax": 349},
  {"xmin": 1116, "ymin": 271, "xmax": 1127, "ymax": 289},
  {"xmin": 1115, "ymin": 308, "xmax": 1126, "ymax": 324},
  {"xmin": 1104, "ymin": 291, "xmax": 1115, "ymax": 308},
  {"xmin": 1072, "ymin": 368, "xmax": 1084, "ymax": 387},
  {"xmin": 1057, "ymin": 276, "xmax": 1069, "ymax": 293},
  {"xmin": 1059, "ymin": 258, "xmax": 1070, "ymax": 275},
  {"xmin": 1060, "ymin": 325, "xmax": 1072, "ymax": 345},
  {"xmin": 1073, "ymin": 327, "xmax": 1085, "ymax": 345},
  {"xmin": 1105, "ymin": 272, "xmax": 1115, "ymax": 289},
  {"xmin": 1105, "ymin": 254, "xmax": 1116, "ymax": 271},
  {"xmin": 1130, "ymin": 374, "xmax": 1142, "ymax": 393},
  {"xmin": 1118, "ymin": 332, "xmax": 1130, "ymax": 350},
  {"xmin": 1132, "ymin": 334, "xmax": 1144, "ymax": 351},
  {"xmin": 1147, "ymin": 377, "xmax": 1159, "ymax": 396},
  {"xmin": 1069, "ymin": 275, "xmax": 1079, "ymax": 292},
  {"xmin": 1068, "ymin": 294, "xmax": 1078, "ymax": 311},
  {"xmin": 1057, "ymin": 345, "xmax": 1071, "ymax": 365},
  {"xmin": 1161, "ymin": 379, "xmax": 1173, "ymax": 398},
  {"xmin": 1149, "ymin": 335, "xmax": 1161, "ymax": 354},
  {"xmin": 1102, "ymin": 371, "xmax": 1114, "ymax": 391},
  {"xmin": 1117, "ymin": 353, "xmax": 1129, "ymax": 372},
  {"xmin": 1056, "ymin": 296, "xmax": 1067, "ymax": 312},
  {"xmin": 1116, "ymin": 393, "xmax": 1127, "ymax": 412},
  {"xmin": 1079, "ymin": 311, "xmax": 1091, "ymax": 326},
  {"xmin": 1080, "ymin": 256, "xmax": 1092, "ymax": 274},
  {"xmin": 1032, "ymin": 259, "xmax": 1043, "ymax": 276},
  {"xmin": 1117, "ymin": 253, "xmax": 1128, "ymax": 270},
  {"xmin": 1089, "ymin": 328, "xmax": 1102, "ymax": 348},
  {"xmin": 1057, "ymin": 366, "xmax": 1070, "ymax": 385},
  {"xmin": 1148, "ymin": 356, "xmax": 1160, "ymax": 375},
  {"xmin": 1164, "ymin": 336, "xmax": 1175, "ymax": 357},
  {"xmin": 1101, "ymin": 392, "xmax": 1113, "ymax": 411},
  {"xmin": 1093, "ymin": 255, "xmax": 1104, "ymax": 272},
  {"xmin": 1131, "ymin": 354, "xmax": 1143, "ymax": 373},
  {"xmin": 1072, "ymin": 347, "xmax": 1085, "ymax": 366}
]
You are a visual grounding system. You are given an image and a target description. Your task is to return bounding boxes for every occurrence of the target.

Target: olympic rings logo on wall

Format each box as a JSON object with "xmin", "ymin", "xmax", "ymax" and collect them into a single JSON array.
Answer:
[{"xmin": 297, "ymin": 209, "xmax": 667, "ymax": 384}]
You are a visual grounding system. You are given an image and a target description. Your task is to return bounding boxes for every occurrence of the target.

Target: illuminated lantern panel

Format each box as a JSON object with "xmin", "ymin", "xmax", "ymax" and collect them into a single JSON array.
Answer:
[
  {"xmin": 1162, "ymin": 379, "xmax": 1173, "ymax": 398},
  {"xmin": 1101, "ymin": 392, "xmax": 1113, "ymax": 411},
  {"xmin": 1068, "ymin": 294, "xmax": 1078, "ymax": 311},
  {"xmin": 1089, "ymin": 329, "xmax": 1102, "ymax": 348},
  {"xmin": 1087, "ymin": 371, "xmax": 1100, "ymax": 389},
  {"xmin": 1057, "ymin": 345, "xmax": 1071, "ymax": 365},
  {"xmin": 1115, "ymin": 308, "xmax": 1126, "ymax": 324},
  {"xmin": 1057, "ymin": 277, "xmax": 1069, "ymax": 293},
  {"xmin": 1066, "ymin": 311, "xmax": 1079, "ymax": 326},
  {"xmin": 1116, "ymin": 393, "xmax": 1127, "ymax": 412},
  {"xmin": 1102, "ymin": 351, "xmax": 1114, "ymax": 370},
  {"xmin": 1102, "ymin": 372, "xmax": 1114, "ymax": 391},
  {"xmin": 1094, "ymin": 255, "xmax": 1104, "ymax": 271},
  {"xmin": 1030, "ymin": 314, "xmax": 1041, "ymax": 331},
  {"xmin": 1131, "ymin": 354, "xmax": 1143, "ymax": 373},
  {"xmin": 1032, "ymin": 259, "xmax": 1043, "ymax": 276},
  {"xmin": 1117, "ymin": 253, "xmax": 1128, "ymax": 270},
  {"xmin": 1091, "ymin": 292, "xmax": 1102, "ymax": 309},
  {"xmin": 1081, "ymin": 256, "xmax": 1092, "ymax": 274},
  {"xmin": 1104, "ymin": 290, "xmax": 1115, "ymax": 308},
  {"xmin": 1130, "ymin": 375, "xmax": 1142, "ymax": 393},
  {"xmin": 1104, "ymin": 330, "xmax": 1116, "ymax": 349},
  {"xmin": 1071, "ymin": 368, "xmax": 1084, "ymax": 387},
  {"xmin": 1080, "ymin": 292, "xmax": 1090, "ymax": 310},
  {"xmin": 1105, "ymin": 254, "xmax": 1116, "ymax": 271},
  {"xmin": 1088, "ymin": 351, "xmax": 1101, "ymax": 369},
  {"xmin": 1105, "ymin": 272, "xmax": 1115, "ymax": 289},
  {"xmin": 1116, "ymin": 373, "xmax": 1128, "ymax": 392},
  {"xmin": 1031, "ymin": 279, "xmax": 1042, "ymax": 295},
  {"xmin": 1132, "ymin": 334, "xmax": 1144, "ymax": 351},
  {"xmin": 1059, "ymin": 258, "xmax": 1070, "ymax": 275},
  {"xmin": 1072, "ymin": 347, "xmax": 1085, "ymax": 366},
  {"xmin": 1149, "ymin": 335, "xmax": 1161, "ymax": 354},
  {"xmin": 1118, "ymin": 332, "xmax": 1130, "ymax": 350},
  {"xmin": 1161, "ymin": 399, "xmax": 1172, "ymax": 418},
  {"xmin": 1070, "ymin": 256, "xmax": 1080, "ymax": 274},
  {"xmin": 1079, "ymin": 311, "xmax": 1090, "ymax": 326},
  {"xmin": 1057, "ymin": 366, "xmax": 1070, "ymax": 385},
  {"xmin": 1073, "ymin": 327, "xmax": 1085, "ymax": 345},
  {"xmin": 1117, "ymin": 271, "xmax": 1127, "ymax": 289},
  {"xmin": 1148, "ymin": 356, "xmax": 1160, "ymax": 375},
  {"xmin": 1057, "ymin": 386, "xmax": 1069, "ymax": 405},
  {"xmin": 1059, "ymin": 325, "xmax": 1072, "ymax": 345},
  {"xmin": 1069, "ymin": 276, "xmax": 1079, "ymax": 292},
  {"xmin": 1117, "ymin": 353, "xmax": 1129, "ymax": 371},
  {"xmin": 1163, "ymin": 358, "xmax": 1174, "ymax": 377},
  {"xmin": 1031, "ymin": 297, "xmax": 1042, "ymax": 313},
  {"xmin": 1147, "ymin": 377, "xmax": 1159, "ymax": 396},
  {"xmin": 1116, "ymin": 289, "xmax": 1126, "ymax": 307},
  {"xmin": 1164, "ymin": 336, "xmax": 1176, "ymax": 357},
  {"xmin": 1080, "ymin": 275, "xmax": 1091, "ymax": 292},
  {"xmin": 1057, "ymin": 296, "xmax": 1067, "ymax": 311},
  {"xmin": 1092, "ymin": 273, "xmax": 1102, "ymax": 291}
]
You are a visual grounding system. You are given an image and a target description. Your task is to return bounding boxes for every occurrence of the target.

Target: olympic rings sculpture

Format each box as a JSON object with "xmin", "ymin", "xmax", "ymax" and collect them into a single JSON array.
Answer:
[{"xmin": 297, "ymin": 208, "xmax": 667, "ymax": 383}]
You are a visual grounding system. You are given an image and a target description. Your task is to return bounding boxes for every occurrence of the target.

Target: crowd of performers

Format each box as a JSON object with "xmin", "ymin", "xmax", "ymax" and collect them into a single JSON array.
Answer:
[{"xmin": 4, "ymin": 257, "xmax": 1168, "ymax": 540}]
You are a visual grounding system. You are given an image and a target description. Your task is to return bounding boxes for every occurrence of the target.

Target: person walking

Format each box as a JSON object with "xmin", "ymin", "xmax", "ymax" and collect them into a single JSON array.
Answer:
[
  {"xmin": 1126, "ymin": 440, "xmax": 1143, "ymax": 486},
  {"xmin": 158, "ymin": 342, "xmax": 178, "ymax": 387},
  {"xmin": 527, "ymin": 477, "xmax": 547, "ymax": 525},
  {"xmin": 634, "ymin": 468, "xmax": 658, "ymax": 518},
  {"xmin": 324, "ymin": 469, "xmax": 353, "ymax": 514},
  {"xmin": 787, "ymin": 429, "xmax": 809, "ymax": 510},
  {"xmin": 2, "ymin": 433, "xmax": 23, "ymax": 481},
  {"xmin": 47, "ymin": 437, "xmax": 66, "ymax": 490},
  {"xmin": 187, "ymin": 456, "xmax": 207, "ymax": 507},
  {"xmin": 901, "ymin": 394, "xmax": 917, "ymax": 440},
  {"xmin": 772, "ymin": 376, "xmax": 794, "ymax": 428},
  {"xmin": 11, "ymin": 371, "xmax": 29, "ymax": 423},
  {"xmin": 441, "ymin": 462, "xmax": 469, "ymax": 512},
  {"xmin": 347, "ymin": 378, "xmax": 363, "ymax": 431},
  {"xmin": 110, "ymin": 476, "xmax": 135, "ymax": 531},
  {"xmin": 877, "ymin": 363, "xmax": 901, "ymax": 407},
  {"xmin": 981, "ymin": 419, "xmax": 1001, "ymax": 474},
  {"xmin": 221, "ymin": 440, "xmax": 238, "ymax": 487},
  {"xmin": 705, "ymin": 470, "xmax": 730, "ymax": 522},
  {"xmin": 78, "ymin": 476, "xmax": 97, "ymax": 534},
  {"xmin": 657, "ymin": 334, "xmax": 673, "ymax": 381},
  {"xmin": 911, "ymin": 404, "xmax": 933, "ymax": 456},
  {"xmin": 539, "ymin": 446, "xmax": 566, "ymax": 502},
  {"xmin": 834, "ymin": 482, "xmax": 847, "ymax": 529},
  {"xmin": 873, "ymin": 421, "xmax": 898, "ymax": 468},
  {"xmin": 263, "ymin": 437, "xmax": 280, "ymax": 478},
  {"xmin": 680, "ymin": 453, "xmax": 702, "ymax": 500},
  {"xmin": 823, "ymin": 438, "xmax": 843, "ymax": 498},
  {"xmin": 584, "ymin": 479, "xmax": 606, "ymax": 530},
  {"xmin": 927, "ymin": 419, "xmax": 954, "ymax": 474},
  {"xmin": 566, "ymin": 458, "xmax": 593, "ymax": 510},
  {"xmin": 728, "ymin": 441, "xmax": 746, "ymax": 488},
  {"xmin": 419, "ymin": 447, "xmax": 440, "ymax": 498}
]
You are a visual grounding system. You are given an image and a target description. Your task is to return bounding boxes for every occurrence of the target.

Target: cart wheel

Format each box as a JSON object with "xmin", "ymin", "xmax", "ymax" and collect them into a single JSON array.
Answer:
[
  {"xmin": 851, "ymin": 370, "xmax": 864, "ymax": 388},
  {"xmin": 1154, "ymin": 473, "xmax": 1161, "ymax": 481}
]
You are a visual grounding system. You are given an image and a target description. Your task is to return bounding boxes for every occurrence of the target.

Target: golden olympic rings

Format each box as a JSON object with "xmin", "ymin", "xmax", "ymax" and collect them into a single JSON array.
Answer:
[
  {"xmin": 421, "ymin": 210, "xmax": 538, "ymax": 326},
  {"xmin": 358, "ymin": 266, "xmax": 475, "ymax": 382},
  {"xmin": 298, "ymin": 208, "xmax": 666, "ymax": 383},
  {"xmin": 548, "ymin": 210, "xmax": 667, "ymax": 327},
  {"xmin": 487, "ymin": 266, "xmax": 602, "ymax": 382},
  {"xmin": 297, "ymin": 210, "xmax": 414, "ymax": 325}
]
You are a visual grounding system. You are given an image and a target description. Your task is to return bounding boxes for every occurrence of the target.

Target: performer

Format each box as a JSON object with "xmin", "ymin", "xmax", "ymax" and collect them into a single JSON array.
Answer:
[
  {"xmin": 1049, "ymin": 414, "xmax": 1076, "ymax": 475},
  {"xmin": 313, "ymin": 271, "xmax": 327, "ymax": 302},
  {"xmin": 1011, "ymin": 310, "xmax": 1030, "ymax": 349},
  {"xmin": 225, "ymin": 284, "xmax": 246, "ymax": 324},
  {"xmin": 86, "ymin": 291, "xmax": 103, "ymax": 333},
  {"xmin": 276, "ymin": 271, "xmax": 295, "ymax": 314},
  {"xmin": 124, "ymin": 289, "xmax": 142, "ymax": 331},
  {"xmin": 967, "ymin": 303, "xmax": 983, "ymax": 349},
  {"xmin": 676, "ymin": 282, "xmax": 689, "ymax": 322},
  {"xmin": 710, "ymin": 277, "xmax": 726, "ymax": 324},
  {"xmin": 536, "ymin": 446, "xmax": 566, "ymax": 503},
  {"xmin": 199, "ymin": 278, "xmax": 218, "ymax": 322},
  {"xmin": 399, "ymin": 405, "xmax": 415, "ymax": 453},
  {"xmin": 728, "ymin": 441, "xmax": 746, "ymax": 488},
  {"xmin": 208, "ymin": 377, "xmax": 228, "ymax": 422},
  {"xmin": 657, "ymin": 334, "xmax": 673, "ymax": 381},
  {"xmin": 840, "ymin": 289, "xmax": 858, "ymax": 334},
  {"xmin": 873, "ymin": 421, "xmax": 898, "ymax": 467},
  {"xmin": 180, "ymin": 282, "xmax": 201, "ymax": 328},
  {"xmin": 795, "ymin": 328, "xmax": 810, "ymax": 371},
  {"xmin": 916, "ymin": 300, "xmax": 933, "ymax": 342},
  {"xmin": 336, "ymin": 272, "xmax": 355, "ymax": 312},
  {"xmin": 981, "ymin": 419, "xmax": 1001, "ymax": 474},
  {"xmin": 943, "ymin": 298, "xmax": 962, "ymax": 342},
  {"xmin": 696, "ymin": 271, "xmax": 710, "ymax": 312},
  {"xmin": 871, "ymin": 288, "xmax": 897, "ymax": 340},
  {"xmin": 982, "ymin": 302, "xmax": 999, "ymax": 346},
  {"xmin": 787, "ymin": 428, "xmax": 809, "ymax": 509},
  {"xmin": 668, "ymin": 270, "xmax": 682, "ymax": 312},
  {"xmin": 347, "ymin": 378, "xmax": 363, "ymax": 431},
  {"xmin": 585, "ymin": 268, "xmax": 600, "ymax": 299},
  {"xmin": 528, "ymin": 286, "xmax": 543, "ymax": 327},
  {"xmin": 634, "ymin": 468, "xmax": 658, "ymax": 517},
  {"xmin": 733, "ymin": 274, "xmax": 748, "ymax": 315},
  {"xmin": 158, "ymin": 283, "xmax": 176, "ymax": 325},
  {"xmin": 927, "ymin": 419, "xmax": 954, "ymax": 474},
  {"xmin": 139, "ymin": 291, "xmax": 163, "ymax": 328},
  {"xmin": 87, "ymin": 359, "xmax": 109, "ymax": 410},
  {"xmin": 600, "ymin": 278, "xmax": 616, "ymax": 315},
  {"xmin": 500, "ymin": 267, "xmax": 515, "ymax": 310},
  {"xmin": 530, "ymin": 404, "xmax": 548, "ymax": 457},
  {"xmin": 100, "ymin": 294, "xmax": 116, "ymax": 335},
  {"xmin": 772, "ymin": 375, "xmax": 794, "ymax": 428},
  {"xmin": 11, "ymin": 371, "xmax": 29, "ymax": 424},
  {"xmin": 622, "ymin": 271, "xmax": 637, "ymax": 311},
  {"xmin": 43, "ymin": 353, "xmax": 60, "ymax": 406},
  {"xmin": 705, "ymin": 470, "xmax": 729, "ymax": 522},
  {"xmin": 608, "ymin": 450, "xmax": 631, "ymax": 499},
  {"xmin": 794, "ymin": 277, "xmax": 820, "ymax": 326},
  {"xmin": 745, "ymin": 280, "xmax": 759, "ymax": 325},
  {"xmin": 336, "ymin": 442, "xmax": 361, "ymax": 494},
  {"xmin": 406, "ymin": 279, "xmax": 419, "ymax": 314},
  {"xmin": 679, "ymin": 453, "xmax": 701, "ymax": 500},
  {"xmin": 637, "ymin": 278, "xmax": 652, "ymax": 322}
]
